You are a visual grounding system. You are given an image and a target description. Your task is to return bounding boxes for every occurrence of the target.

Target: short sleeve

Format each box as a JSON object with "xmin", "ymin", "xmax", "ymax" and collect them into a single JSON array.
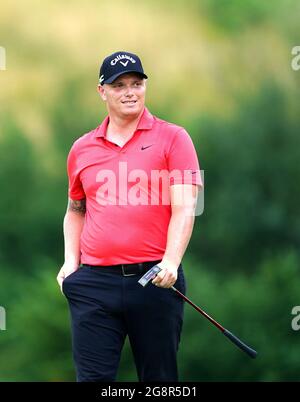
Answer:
[
  {"xmin": 167, "ymin": 129, "xmax": 203, "ymax": 187},
  {"xmin": 67, "ymin": 145, "xmax": 85, "ymax": 200}
]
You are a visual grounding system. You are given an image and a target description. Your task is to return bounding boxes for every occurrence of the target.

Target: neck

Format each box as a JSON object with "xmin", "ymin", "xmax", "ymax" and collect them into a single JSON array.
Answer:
[{"xmin": 108, "ymin": 108, "xmax": 144, "ymax": 135}]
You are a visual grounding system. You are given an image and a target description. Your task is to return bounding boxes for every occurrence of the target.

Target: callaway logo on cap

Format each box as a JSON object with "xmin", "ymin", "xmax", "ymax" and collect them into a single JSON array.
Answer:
[{"xmin": 99, "ymin": 51, "xmax": 148, "ymax": 85}]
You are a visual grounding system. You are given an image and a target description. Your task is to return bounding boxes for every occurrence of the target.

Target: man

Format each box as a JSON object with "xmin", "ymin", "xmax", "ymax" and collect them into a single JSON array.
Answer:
[{"xmin": 57, "ymin": 51, "xmax": 202, "ymax": 382}]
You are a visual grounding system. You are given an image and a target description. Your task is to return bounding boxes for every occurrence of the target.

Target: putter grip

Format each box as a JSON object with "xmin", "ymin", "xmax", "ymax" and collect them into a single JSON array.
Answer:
[{"xmin": 223, "ymin": 329, "xmax": 257, "ymax": 359}]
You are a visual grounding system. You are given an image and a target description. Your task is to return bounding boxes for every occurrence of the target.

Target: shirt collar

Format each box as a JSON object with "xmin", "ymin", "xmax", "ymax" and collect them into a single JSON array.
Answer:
[{"xmin": 95, "ymin": 107, "xmax": 154, "ymax": 138}]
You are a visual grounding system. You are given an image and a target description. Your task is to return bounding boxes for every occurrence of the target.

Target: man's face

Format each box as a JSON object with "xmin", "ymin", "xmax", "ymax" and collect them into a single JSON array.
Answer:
[{"xmin": 98, "ymin": 73, "xmax": 146, "ymax": 118}]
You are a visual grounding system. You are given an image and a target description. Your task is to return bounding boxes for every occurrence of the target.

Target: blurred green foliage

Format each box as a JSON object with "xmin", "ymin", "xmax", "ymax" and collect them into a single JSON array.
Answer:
[{"xmin": 1, "ymin": 0, "xmax": 300, "ymax": 381}]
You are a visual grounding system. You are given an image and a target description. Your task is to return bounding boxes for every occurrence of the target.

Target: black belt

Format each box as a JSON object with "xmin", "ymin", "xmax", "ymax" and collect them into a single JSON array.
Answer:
[{"xmin": 81, "ymin": 260, "xmax": 162, "ymax": 276}]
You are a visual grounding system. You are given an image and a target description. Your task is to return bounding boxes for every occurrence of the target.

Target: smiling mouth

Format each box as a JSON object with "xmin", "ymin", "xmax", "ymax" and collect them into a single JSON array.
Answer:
[{"xmin": 122, "ymin": 100, "xmax": 137, "ymax": 104}]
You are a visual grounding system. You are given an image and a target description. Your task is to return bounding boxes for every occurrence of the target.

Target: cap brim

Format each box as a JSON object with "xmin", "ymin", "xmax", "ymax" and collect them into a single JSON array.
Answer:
[{"xmin": 103, "ymin": 70, "xmax": 148, "ymax": 84}]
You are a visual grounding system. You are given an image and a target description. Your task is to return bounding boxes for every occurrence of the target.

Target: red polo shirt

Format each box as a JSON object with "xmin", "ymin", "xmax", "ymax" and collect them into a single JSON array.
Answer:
[{"xmin": 67, "ymin": 107, "xmax": 202, "ymax": 265}]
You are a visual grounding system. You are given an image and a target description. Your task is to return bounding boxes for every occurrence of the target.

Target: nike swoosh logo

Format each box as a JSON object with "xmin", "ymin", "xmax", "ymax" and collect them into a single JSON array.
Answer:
[
  {"xmin": 188, "ymin": 171, "xmax": 197, "ymax": 174},
  {"xmin": 120, "ymin": 61, "xmax": 129, "ymax": 67},
  {"xmin": 141, "ymin": 144, "xmax": 154, "ymax": 150}
]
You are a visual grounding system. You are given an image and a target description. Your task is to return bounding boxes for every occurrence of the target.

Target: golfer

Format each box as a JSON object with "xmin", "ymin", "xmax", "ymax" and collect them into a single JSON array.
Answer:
[{"xmin": 57, "ymin": 51, "xmax": 202, "ymax": 382}]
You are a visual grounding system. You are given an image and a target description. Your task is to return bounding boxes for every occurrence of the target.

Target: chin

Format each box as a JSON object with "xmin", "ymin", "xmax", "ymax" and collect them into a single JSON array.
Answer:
[{"xmin": 122, "ymin": 106, "xmax": 142, "ymax": 117}]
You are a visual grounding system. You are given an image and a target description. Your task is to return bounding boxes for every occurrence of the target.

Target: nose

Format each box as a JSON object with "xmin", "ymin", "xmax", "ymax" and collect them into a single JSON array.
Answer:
[{"xmin": 124, "ymin": 84, "xmax": 134, "ymax": 97}]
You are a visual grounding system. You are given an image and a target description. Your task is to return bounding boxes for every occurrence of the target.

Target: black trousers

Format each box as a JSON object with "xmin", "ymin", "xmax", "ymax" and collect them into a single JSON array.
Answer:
[{"xmin": 63, "ymin": 262, "xmax": 186, "ymax": 382}]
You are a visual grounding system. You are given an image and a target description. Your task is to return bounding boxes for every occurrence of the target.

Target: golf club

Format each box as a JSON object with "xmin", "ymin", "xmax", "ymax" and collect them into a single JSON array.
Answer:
[{"xmin": 138, "ymin": 265, "xmax": 257, "ymax": 359}]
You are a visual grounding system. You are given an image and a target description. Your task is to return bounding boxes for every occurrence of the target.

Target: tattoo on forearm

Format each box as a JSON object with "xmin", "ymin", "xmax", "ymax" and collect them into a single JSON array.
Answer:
[{"xmin": 68, "ymin": 198, "xmax": 86, "ymax": 214}]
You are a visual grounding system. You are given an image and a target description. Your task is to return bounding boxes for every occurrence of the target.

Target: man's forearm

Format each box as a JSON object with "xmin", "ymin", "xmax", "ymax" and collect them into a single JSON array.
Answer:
[
  {"xmin": 63, "ymin": 199, "xmax": 86, "ymax": 265},
  {"xmin": 162, "ymin": 210, "xmax": 195, "ymax": 268}
]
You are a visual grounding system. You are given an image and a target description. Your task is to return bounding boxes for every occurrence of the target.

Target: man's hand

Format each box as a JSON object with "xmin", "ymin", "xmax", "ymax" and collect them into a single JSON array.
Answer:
[
  {"xmin": 57, "ymin": 262, "xmax": 79, "ymax": 294},
  {"xmin": 151, "ymin": 260, "xmax": 179, "ymax": 288}
]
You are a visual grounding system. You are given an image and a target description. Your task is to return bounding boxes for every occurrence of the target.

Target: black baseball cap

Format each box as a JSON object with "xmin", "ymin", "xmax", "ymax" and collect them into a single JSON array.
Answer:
[{"xmin": 99, "ymin": 51, "xmax": 148, "ymax": 85}]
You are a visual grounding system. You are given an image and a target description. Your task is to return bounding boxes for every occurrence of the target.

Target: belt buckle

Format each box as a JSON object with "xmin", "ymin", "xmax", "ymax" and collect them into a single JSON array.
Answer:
[{"xmin": 121, "ymin": 264, "xmax": 136, "ymax": 277}]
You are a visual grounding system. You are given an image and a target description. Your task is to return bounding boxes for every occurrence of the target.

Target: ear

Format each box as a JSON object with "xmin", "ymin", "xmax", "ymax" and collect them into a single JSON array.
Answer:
[{"xmin": 97, "ymin": 84, "xmax": 107, "ymax": 101}]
